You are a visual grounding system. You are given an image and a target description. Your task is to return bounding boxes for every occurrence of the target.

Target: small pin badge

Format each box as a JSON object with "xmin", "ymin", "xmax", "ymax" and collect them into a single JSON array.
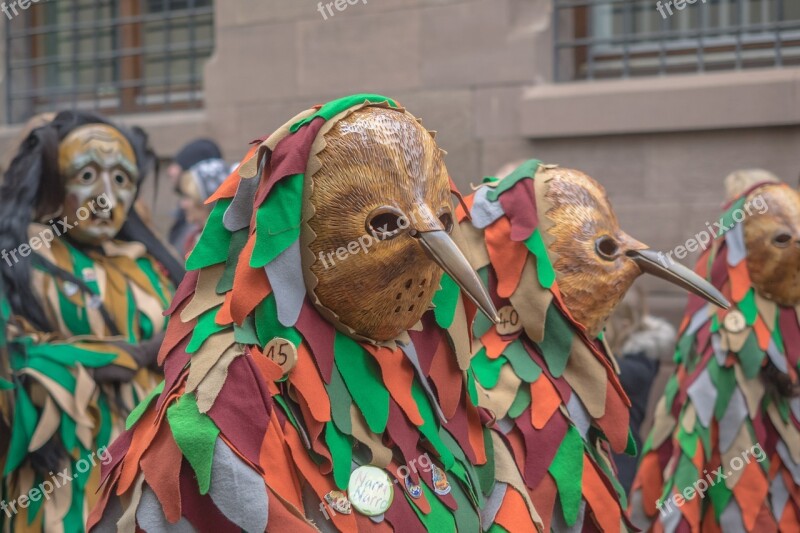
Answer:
[
  {"xmin": 347, "ymin": 465, "xmax": 394, "ymax": 516},
  {"xmin": 82, "ymin": 267, "xmax": 97, "ymax": 283},
  {"xmin": 324, "ymin": 491, "xmax": 352, "ymax": 515},
  {"xmin": 431, "ymin": 465, "xmax": 451, "ymax": 496},
  {"xmin": 62, "ymin": 281, "xmax": 79, "ymax": 297},
  {"xmin": 404, "ymin": 475, "xmax": 422, "ymax": 499},
  {"xmin": 723, "ymin": 309, "xmax": 747, "ymax": 333}
]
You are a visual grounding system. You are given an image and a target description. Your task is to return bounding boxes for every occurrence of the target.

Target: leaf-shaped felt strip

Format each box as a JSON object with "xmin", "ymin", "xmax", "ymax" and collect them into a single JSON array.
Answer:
[
  {"xmin": 326, "ymin": 364, "xmax": 353, "ymax": 434},
  {"xmin": 410, "ymin": 381, "xmax": 455, "ymax": 468},
  {"xmin": 548, "ymin": 425, "xmax": 585, "ymax": 526},
  {"xmin": 581, "ymin": 455, "xmax": 622, "ymax": 533},
  {"xmin": 333, "ymin": 331, "xmax": 389, "ymax": 434},
  {"xmin": 498, "ymin": 178, "xmax": 539, "ymax": 243},
  {"xmin": 3, "ymin": 385, "xmax": 38, "ymax": 474},
  {"xmin": 502, "ymin": 340, "xmax": 542, "ymax": 383},
  {"xmin": 408, "ymin": 482, "xmax": 457, "ymax": 532},
  {"xmin": 485, "ymin": 160, "xmax": 541, "ymax": 202},
  {"xmin": 187, "ymin": 306, "xmax": 228, "ymax": 353},
  {"xmin": 525, "ymin": 228, "xmax": 556, "ymax": 289},
  {"xmin": 206, "ymin": 145, "xmax": 258, "ymax": 204},
  {"xmin": 538, "ymin": 304, "xmax": 574, "ymax": 378},
  {"xmin": 138, "ymin": 418, "xmax": 184, "ymax": 523},
  {"xmin": 472, "ymin": 347, "xmax": 507, "ymax": 389},
  {"xmin": 216, "ymin": 228, "xmax": 249, "ymax": 295},
  {"xmin": 126, "ymin": 381, "xmax": 164, "ymax": 430},
  {"xmin": 166, "ymin": 393, "xmax": 220, "ymax": 495},
  {"xmin": 250, "ymin": 173, "xmax": 303, "ymax": 268},
  {"xmin": 289, "ymin": 94, "xmax": 398, "ymax": 133},
  {"xmin": 324, "ymin": 421, "xmax": 352, "ymax": 490},
  {"xmin": 289, "ymin": 343, "xmax": 331, "ymax": 424},
  {"xmin": 737, "ymin": 332, "xmax": 765, "ymax": 379},
  {"xmin": 254, "ymin": 293, "xmax": 302, "ymax": 348},
  {"xmin": 530, "ymin": 375, "xmax": 562, "ymax": 430},
  {"xmin": 432, "ymin": 273, "xmax": 460, "ymax": 329},
  {"xmin": 485, "ymin": 217, "xmax": 528, "ymax": 298},
  {"xmin": 728, "ymin": 257, "xmax": 752, "ymax": 304},
  {"xmin": 185, "ymin": 198, "xmax": 234, "ymax": 270}
]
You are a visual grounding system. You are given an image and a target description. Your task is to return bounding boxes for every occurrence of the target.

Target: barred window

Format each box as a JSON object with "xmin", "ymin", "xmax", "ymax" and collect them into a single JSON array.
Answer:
[
  {"xmin": 6, "ymin": 0, "xmax": 214, "ymax": 123},
  {"xmin": 554, "ymin": 0, "xmax": 800, "ymax": 82}
]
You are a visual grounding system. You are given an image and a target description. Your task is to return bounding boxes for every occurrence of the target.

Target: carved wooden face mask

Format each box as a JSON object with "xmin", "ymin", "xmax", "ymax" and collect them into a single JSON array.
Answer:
[
  {"xmin": 743, "ymin": 184, "xmax": 800, "ymax": 306},
  {"xmin": 303, "ymin": 107, "xmax": 497, "ymax": 341},
  {"xmin": 539, "ymin": 167, "xmax": 728, "ymax": 336},
  {"xmin": 58, "ymin": 124, "xmax": 138, "ymax": 245}
]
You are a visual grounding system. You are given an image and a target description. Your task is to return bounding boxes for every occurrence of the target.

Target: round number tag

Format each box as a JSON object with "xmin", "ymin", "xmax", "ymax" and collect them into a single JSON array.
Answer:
[
  {"xmin": 496, "ymin": 305, "xmax": 523, "ymax": 336},
  {"xmin": 263, "ymin": 337, "xmax": 298, "ymax": 376}
]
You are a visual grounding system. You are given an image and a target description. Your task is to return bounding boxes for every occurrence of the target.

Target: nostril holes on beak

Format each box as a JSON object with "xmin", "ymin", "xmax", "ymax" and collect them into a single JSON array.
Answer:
[
  {"xmin": 405, "ymin": 279, "xmax": 413, "ymax": 289},
  {"xmin": 595, "ymin": 236, "xmax": 621, "ymax": 261},
  {"xmin": 774, "ymin": 233, "xmax": 793, "ymax": 248}
]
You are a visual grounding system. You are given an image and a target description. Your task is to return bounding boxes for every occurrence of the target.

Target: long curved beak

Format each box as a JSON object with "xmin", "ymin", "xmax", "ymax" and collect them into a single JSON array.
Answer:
[
  {"xmin": 627, "ymin": 249, "xmax": 730, "ymax": 309},
  {"xmin": 415, "ymin": 230, "xmax": 500, "ymax": 323}
]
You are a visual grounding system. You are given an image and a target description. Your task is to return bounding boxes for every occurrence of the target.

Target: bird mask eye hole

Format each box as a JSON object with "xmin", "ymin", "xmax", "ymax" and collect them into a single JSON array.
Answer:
[
  {"xmin": 773, "ymin": 232, "xmax": 793, "ymax": 248},
  {"xmin": 366, "ymin": 207, "xmax": 406, "ymax": 241},
  {"xmin": 595, "ymin": 236, "xmax": 621, "ymax": 261},
  {"xmin": 438, "ymin": 211, "xmax": 454, "ymax": 234}
]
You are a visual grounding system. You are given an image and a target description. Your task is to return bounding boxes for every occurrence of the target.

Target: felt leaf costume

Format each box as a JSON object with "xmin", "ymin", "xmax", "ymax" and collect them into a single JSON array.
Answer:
[
  {"xmin": 629, "ymin": 178, "xmax": 800, "ymax": 532},
  {"xmin": 454, "ymin": 161, "xmax": 729, "ymax": 532},
  {"xmin": 88, "ymin": 95, "xmax": 544, "ymax": 533},
  {"xmin": 0, "ymin": 113, "xmax": 183, "ymax": 533}
]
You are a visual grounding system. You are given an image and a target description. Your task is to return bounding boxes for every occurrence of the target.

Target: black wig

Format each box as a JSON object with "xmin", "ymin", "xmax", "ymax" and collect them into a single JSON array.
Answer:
[{"xmin": 0, "ymin": 110, "xmax": 185, "ymax": 332}]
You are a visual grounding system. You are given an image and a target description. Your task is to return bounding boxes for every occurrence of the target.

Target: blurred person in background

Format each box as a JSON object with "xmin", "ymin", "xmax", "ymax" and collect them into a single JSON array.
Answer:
[
  {"xmin": 166, "ymin": 139, "xmax": 225, "ymax": 252},
  {"xmin": 605, "ymin": 286, "xmax": 676, "ymax": 495},
  {"xmin": 0, "ymin": 111, "xmax": 183, "ymax": 532},
  {"xmin": 174, "ymin": 156, "xmax": 229, "ymax": 255}
]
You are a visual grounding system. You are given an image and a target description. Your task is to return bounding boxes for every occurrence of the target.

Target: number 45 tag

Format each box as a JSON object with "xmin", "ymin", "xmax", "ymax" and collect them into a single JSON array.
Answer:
[{"xmin": 264, "ymin": 337, "xmax": 298, "ymax": 377}]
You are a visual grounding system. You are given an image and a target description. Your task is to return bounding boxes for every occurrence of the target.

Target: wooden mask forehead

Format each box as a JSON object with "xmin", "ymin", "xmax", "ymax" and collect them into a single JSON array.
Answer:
[{"xmin": 58, "ymin": 124, "xmax": 138, "ymax": 179}]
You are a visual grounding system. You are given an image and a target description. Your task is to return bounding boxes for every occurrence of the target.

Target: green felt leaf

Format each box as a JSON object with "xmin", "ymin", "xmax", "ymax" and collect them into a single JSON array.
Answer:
[
  {"xmin": 673, "ymin": 453, "xmax": 698, "ymax": 495},
  {"xmin": 485, "ymin": 160, "xmax": 541, "ymax": 202},
  {"xmin": 719, "ymin": 197, "xmax": 746, "ymax": 233},
  {"xmin": 326, "ymin": 365, "xmax": 353, "ymax": 434},
  {"xmin": 709, "ymin": 360, "xmax": 736, "ymax": 421},
  {"xmin": 471, "ymin": 347, "xmax": 506, "ymax": 389},
  {"xmin": 548, "ymin": 426, "xmax": 584, "ymax": 526},
  {"xmin": 525, "ymin": 229, "xmax": 555, "ymax": 289},
  {"xmin": 186, "ymin": 198, "xmax": 234, "ymax": 270},
  {"xmin": 60, "ymin": 411, "xmax": 77, "ymax": 453},
  {"xmin": 289, "ymin": 94, "xmax": 398, "ymax": 133},
  {"xmin": 187, "ymin": 306, "xmax": 228, "ymax": 353},
  {"xmin": 624, "ymin": 428, "xmax": 638, "ymax": 456},
  {"xmin": 408, "ymin": 482, "xmax": 456, "ymax": 532},
  {"xmin": 676, "ymin": 333, "xmax": 695, "ymax": 368},
  {"xmin": 739, "ymin": 291, "xmax": 758, "ymax": 325},
  {"xmin": 324, "ymin": 421, "xmax": 352, "ymax": 490},
  {"xmin": 737, "ymin": 332, "xmax": 765, "ymax": 379},
  {"xmin": 449, "ymin": 471, "xmax": 481, "ymax": 533},
  {"xmin": 710, "ymin": 314, "xmax": 720, "ymax": 333},
  {"xmin": 273, "ymin": 394, "xmax": 301, "ymax": 433},
  {"xmin": 217, "ymin": 228, "xmax": 249, "ymax": 294},
  {"xmin": 4, "ymin": 385, "xmax": 38, "ymax": 474},
  {"xmin": 23, "ymin": 356, "xmax": 76, "ymax": 392},
  {"xmin": 410, "ymin": 381, "xmax": 454, "ymax": 468},
  {"xmin": 254, "ymin": 293, "xmax": 302, "ymax": 348},
  {"xmin": 0, "ymin": 378, "xmax": 12, "ymax": 390},
  {"xmin": 507, "ymin": 383, "xmax": 532, "ymax": 418},
  {"xmin": 539, "ymin": 304, "xmax": 573, "ymax": 378},
  {"xmin": 167, "ymin": 393, "xmax": 220, "ymax": 495},
  {"xmin": 472, "ymin": 290, "xmax": 494, "ymax": 339},
  {"xmin": 664, "ymin": 374, "xmax": 680, "ymax": 410},
  {"xmin": 233, "ymin": 315, "xmax": 260, "ymax": 345},
  {"xmin": 473, "ymin": 427, "xmax": 496, "ymax": 498},
  {"xmin": 677, "ymin": 425, "xmax": 697, "ymax": 459},
  {"xmin": 708, "ymin": 475, "xmax": 733, "ymax": 521},
  {"xmin": 126, "ymin": 381, "xmax": 164, "ymax": 430},
  {"xmin": 772, "ymin": 315, "xmax": 784, "ymax": 354},
  {"xmin": 432, "ymin": 273, "xmax": 460, "ymax": 329},
  {"xmin": 503, "ymin": 340, "xmax": 542, "ymax": 383},
  {"xmin": 25, "ymin": 343, "xmax": 116, "ymax": 369},
  {"xmin": 333, "ymin": 332, "xmax": 389, "ymax": 434},
  {"xmin": 250, "ymin": 173, "xmax": 303, "ymax": 268}
]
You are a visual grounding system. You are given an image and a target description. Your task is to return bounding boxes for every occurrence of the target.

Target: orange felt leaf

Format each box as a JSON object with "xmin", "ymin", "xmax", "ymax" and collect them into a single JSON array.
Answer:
[
  {"xmin": 289, "ymin": 344, "xmax": 331, "ymax": 423},
  {"xmin": 595, "ymin": 379, "xmax": 630, "ymax": 453},
  {"xmin": 484, "ymin": 217, "xmax": 527, "ymax": 298},
  {"xmin": 753, "ymin": 316, "xmax": 771, "ymax": 351},
  {"xmin": 637, "ymin": 453, "xmax": 663, "ymax": 518},
  {"xmin": 505, "ymin": 429, "xmax": 527, "ymax": 476},
  {"xmin": 117, "ymin": 405, "xmax": 160, "ymax": 495},
  {"xmin": 364, "ymin": 345, "xmax": 424, "ymax": 426},
  {"xmin": 139, "ymin": 422, "xmax": 184, "ymax": 523},
  {"xmin": 528, "ymin": 472, "xmax": 557, "ymax": 533},
  {"xmin": 733, "ymin": 460, "xmax": 769, "ymax": 531},
  {"xmin": 701, "ymin": 506, "xmax": 721, "ymax": 533},
  {"xmin": 285, "ymin": 427, "xmax": 358, "ymax": 533},
  {"xmin": 481, "ymin": 328, "xmax": 512, "ymax": 359},
  {"xmin": 778, "ymin": 499, "xmax": 798, "ymax": 531},
  {"xmin": 265, "ymin": 486, "xmax": 319, "ymax": 533},
  {"xmin": 428, "ymin": 337, "xmax": 462, "ymax": 420},
  {"xmin": 582, "ymin": 456, "xmax": 621, "ymax": 533},
  {"xmin": 456, "ymin": 192, "xmax": 475, "ymax": 222},
  {"xmin": 466, "ymin": 401, "xmax": 487, "ymax": 464},
  {"xmin": 260, "ymin": 415, "xmax": 305, "ymax": 515},
  {"xmin": 495, "ymin": 486, "xmax": 537, "ymax": 533},
  {"xmin": 215, "ymin": 291, "xmax": 234, "ymax": 326},
  {"xmin": 729, "ymin": 261, "xmax": 751, "ymax": 303},
  {"xmin": 206, "ymin": 145, "xmax": 259, "ymax": 204},
  {"xmin": 230, "ymin": 233, "xmax": 272, "ymax": 324},
  {"xmin": 530, "ymin": 377, "xmax": 562, "ymax": 430}
]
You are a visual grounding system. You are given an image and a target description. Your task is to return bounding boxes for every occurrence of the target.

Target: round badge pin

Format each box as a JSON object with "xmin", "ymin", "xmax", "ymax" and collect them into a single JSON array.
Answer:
[
  {"xmin": 347, "ymin": 465, "xmax": 394, "ymax": 517},
  {"xmin": 324, "ymin": 490, "xmax": 352, "ymax": 515},
  {"xmin": 431, "ymin": 465, "xmax": 451, "ymax": 496},
  {"xmin": 62, "ymin": 281, "xmax": 79, "ymax": 297},
  {"xmin": 723, "ymin": 310, "xmax": 746, "ymax": 333},
  {"xmin": 496, "ymin": 305, "xmax": 523, "ymax": 336},
  {"xmin": 404, "ymin": 475, "xmax": 422, "ymax": 499},
  {"xmin": 263, "ymin": 337, "xmax": 298, "ymax": 377}
]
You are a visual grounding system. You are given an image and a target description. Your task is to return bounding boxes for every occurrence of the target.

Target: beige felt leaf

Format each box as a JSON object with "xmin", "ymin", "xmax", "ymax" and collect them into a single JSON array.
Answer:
[
  {"xmin": 19, "ymin": 368, "xmax": 94, "ymax": 427},
  {"xmin": 350, "ymin": 405, "xmax": 392, "ymax": 468},
  {"xmin": 449, "ymin": 294, "xmax": 472, "ymax": 371},
  {"xmin": 28, "ymin": 395, "xmax": 60, "ymax": 452},
  {"xmin": 476, "ymin": 364, "xmax": 522, "ymax": 421},
  {"xmin": 186, "ymin": 331, "xmax": 238, "ymax": 393},
  {"xmin": 509, "ymin": 256, "xmax": 553, "ymax": 343},
  {"xmin": 733, "ymin": 364, "xmax": 764, "ymax": 419},
  {"xmin": 681, "ymin": 404, "xmax": 697, "ymax": 434},
  {"xmin": 722, "ymin": 423, "xmax": 754, "ymax": 489},
  {"xmin": 562, "ymin": 337, "xmax": 608, "ymax": 419},
  {"xmin": 196, "ymin": 342, "xmax": 242, "ymax": 413},
  {"xmin": 180, "ymin": 263, "xmax": 226, "ymax": 322},
  {"xmin": 490, "ymin": 431, "xmax": 545, "ymax": 532},
  {"xmin": 649, "ymin": 396, "xmax": 677, "ymax": 449},
  {"xmin": 116, "ymin": 472, "xmax": 145, "ymax": 533},
  {"xmin": 727, "ymin": 327, "xmax": 752, "ymax": 353},
  {"xmin": 767, "ymin": 402, "xmax": 800, "ymax": 464},
  {"xmin": 755, "ymin": 292, "xmax": 777, "ymax": 327},
  {"xmin": 453, "ymin": 220, "xmax": 490, "ymax": 271}
]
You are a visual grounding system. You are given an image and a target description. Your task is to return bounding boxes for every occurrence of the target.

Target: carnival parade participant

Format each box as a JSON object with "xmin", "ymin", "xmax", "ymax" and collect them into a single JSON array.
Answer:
[
  {"xmin": 630, "ymin": 170, "xmax": 800, "ymax": 532},
  {"xmin": 453, "ymin": 160, "xmax": 728, "ymax": 532},
  {"xmin": 0, "ymin": 111, "xmax": 184, "ymax": 532}
]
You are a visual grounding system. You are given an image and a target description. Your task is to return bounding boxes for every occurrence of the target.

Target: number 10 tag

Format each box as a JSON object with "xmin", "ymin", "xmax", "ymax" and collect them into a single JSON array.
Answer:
[{"xmin": 264, "ymin": 337, "xmax": 298, "ymax": 377}]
